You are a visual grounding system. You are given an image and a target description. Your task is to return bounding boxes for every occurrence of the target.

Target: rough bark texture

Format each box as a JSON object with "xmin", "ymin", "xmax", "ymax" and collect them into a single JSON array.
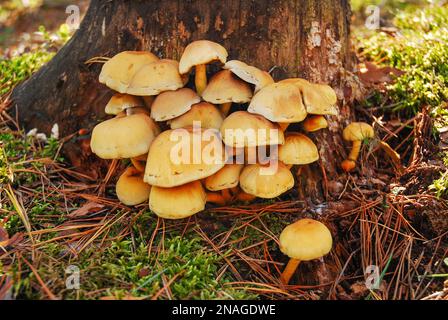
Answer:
[{"xmin": 11, "ymin": 0, "xmax": 356, "ymax": 201}]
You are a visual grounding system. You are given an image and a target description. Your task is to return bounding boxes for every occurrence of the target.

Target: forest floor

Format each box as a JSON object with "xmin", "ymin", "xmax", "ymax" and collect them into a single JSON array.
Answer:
[{"xmin": 0, "ymin": 1, "xmax": 447, "ymax": 300}]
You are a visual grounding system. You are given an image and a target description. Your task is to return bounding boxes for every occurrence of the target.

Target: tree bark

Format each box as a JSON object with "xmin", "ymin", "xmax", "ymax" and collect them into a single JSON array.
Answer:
[{"xmin": 11, "ymin": 0, "xmax": 357, "ymax": 201}]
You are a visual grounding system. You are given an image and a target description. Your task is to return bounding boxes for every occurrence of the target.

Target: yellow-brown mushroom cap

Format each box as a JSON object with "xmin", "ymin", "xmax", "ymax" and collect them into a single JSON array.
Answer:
[
  {"xmin": 105, "ymin": 94, "xmax": 144, "ymax": 115},
  {"xmin": 223, "ymin": 60, "xmax": 274, "ymax": 93},
  {"xmin": 149, "ymin": 181, "xmax": 206, "ymax": 219},
  {"xmin": 179, "ymin": 40, "xmax": 228, "ymax": 74},
  {"xmin": 144, "ymin": 127, "xmax": 226, "ymax": 187},
  {"xmin": 202, "ymin": 70, "xmax": 253, "ymax": 104},
  {"xmin": 279, "ymin": 78, "xmax": 338, "ymax": 116},
  {"xmin": 220, "ymin": 111, "xmax": 284, "ymax": 148},
  {"xmin": 99, "ymin": 51, "xmax": 159, "ymax": 93},
  {"xmin": 303, "ymin": 115, "xmax": 328, "ymax": 132},
  {"xmin": 116, "ymin": 167, "xmax": 151, "ymax": 206},
  {"xmin": 278, "ymin": 133, "xmax": 319, "ymax": 165},
  {"xmin": 343, "ymin": 122, "xmax": 374, "ymax": 141},
  {"xmin": 169, "ymin": 102, "xmax": 224, "ymax": 130},
  {"xmin": 91, "ymin": 113, "xmax": 160, "ymax": 159},
  {"xmin": 240, "ymin": 162, "xmax": 294, "ymax": 199},
  {"xmin": 127, "ymin": 59, "xmax": 185, "ymax": 96},
  {"xmin": 205, "ymin": 164, "xmax": 244, "ymax": 191},
  {"xmin": 151, "ymin": 88, "xmax": 201, "ymax": 121},
  {"xmin": 279, "ymin": 218, "xmax": 333, "ymax": 261},
  {"xmin": 248, "ymin": 82, "xmax": 307, "ymax": 123}
]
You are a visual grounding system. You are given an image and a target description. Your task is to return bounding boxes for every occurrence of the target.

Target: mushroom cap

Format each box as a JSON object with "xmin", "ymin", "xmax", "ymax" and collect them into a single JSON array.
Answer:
[
  {"xmin": 223, "ymin": 60, "xmax": 274, "ymax": 93},
  {"xmin": 125, "ymin": 107, "xmax": 150, "ymax": 116},
  {"xmin": 169, "ymin": 102, "xmax": 224, "ymax": 130},
  {"xmin": 202, "ymin": 70, "xmax": 253, "ymax": 104},
  {"xmin": 248, "ymin": 82, "xmax": 307, "ymax": 123},
  {"xmin": 303, "ymin": 115, "xmax": 328, "ymax": 132},
  {"xmin": 278, "ymin": 133, "xmax": 319, "ymax": 165},
  {"xmin": 279, "ymin": 78, "xmax": 338, "ymax": 115},
  {"xmin": 179, "ymin": 40, "xmax": 228, "ymax": 74},
  {"xmin": 342, "ymin": 122, "xmax": 374, "ymax": 141},
  {"xmin": 205, "ymin": 164, "xmax": 244, "ymax": 191},
  {"xmin": 127, "ymin": 59, "xmax": 185, "ymax": 96},
  {"xmin": 151, "ymin": 88, "xmax": 201, "ymax": 121},
  {"xmin": 149, "ymin": 181, "xmax": 206, "ymax": 219},
  {"xmin": 144, "ymin": 127, "xmax": 226, "ymax": 187},
  {"xmin": 220, "ymin": 111, "xmax": 284, "ymax": 148},
  {"xmin": 99, "ymin": 51, "xmax": 159, "ymax": 93},
  {"xmin": 91, "ymin": 113, "xmax": 160, "ymax": 159},
  {"xmin": 105, "ymin": 94, "xmax": 144, "ymax": 115},
  {"xmin": 240, "ymin": 162, "xmax": 294, "ymax": 199},
  {"xmin": 116, "ymin": 167, "xmax": 151, "ymax": 206},
  {"xmin": 279, "ymin": 218, "xmax": 333, "ymax": 261}
]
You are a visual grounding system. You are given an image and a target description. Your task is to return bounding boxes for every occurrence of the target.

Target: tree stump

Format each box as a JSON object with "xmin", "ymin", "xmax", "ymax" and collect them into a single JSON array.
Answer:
[{"xmin": 11, "ymin": 0, "xmax": 358, "ymax": 201}]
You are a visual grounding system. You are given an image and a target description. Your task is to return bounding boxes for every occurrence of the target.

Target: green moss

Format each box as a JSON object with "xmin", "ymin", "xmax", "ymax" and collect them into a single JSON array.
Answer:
[
  {"xmin": 429, "ymin": 152, "xmax": 448, "ymax": 198},
  {"xmin": 0, "ymin": 50, "xmax": 54, "ymax": 95},
  {"xmin": 9, "ymin": 236, "xmax": 256, "ymax": 300},
  {"xmin": 357, "ymin": 6, "xmax": 448, "ymax": 122}
]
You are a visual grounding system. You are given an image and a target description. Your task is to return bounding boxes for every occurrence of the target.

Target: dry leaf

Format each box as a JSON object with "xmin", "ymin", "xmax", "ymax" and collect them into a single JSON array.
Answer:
[
  {"xmin": 358, "ymin": 62, "xmax": 404, "ymax": 85},
  {"xmin": 68, "ymin": 202, "xmax": 104, "ymax": 218}
]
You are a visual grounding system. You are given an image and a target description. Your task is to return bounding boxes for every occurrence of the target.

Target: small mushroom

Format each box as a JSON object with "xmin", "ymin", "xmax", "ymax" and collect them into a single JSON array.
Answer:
[
  {"xmin": 278, "ymin": 133, "xmax": 319, "ymax": 172},
  {"xmin": 205, "ymin": 164, "xmax": 244, "ymax": 203},
  {"xmin": 128, "ymin": 59, "xmax": 185, "ymax": 96},
  {"xmin": 179, "ymin": 40, "xmax": 228, "ymax": 96},
  {"xmin": 150, "ymin": 88, "xmax": 201, "ymax": 122},
  {"xmin": 90, "ymin": 113, "xmax": 160, "ymax": 159},
  {"xmin": 105, "ymin": 94, "xmax": 144, "ymax": 115},
  {"xmin": 202, "ymin": 70, "xmax": 253, "ymax": 116},
  {"xmin": 303, "ymin": 115, "xmax": 328, "ymax": 132},
  {"xmin": 240, "ymin": 162, "xmax": 294, "ymax": 199},
  {"xmin": 144, "ymin": 128, "xmax": 226, "ymax": 187},
  {"xmin": 116, "ymin": 167, "xmax": 151, "ymax": 206},
  {"xmin": 223, "ymin": 60, "xmax": 274, "ymax": 93},
  {"xmin": 279, "ymin": 218, "xmax": 333, "ymax": 284},
  {"xmin": 248, "ymin": 82, "xmax": 307, "ymax": 132},
  {"xmin": 99, "ymin": 51, "xmax": 159, "ymax": 93},
  {"xmin": 149, "ymin": 181, "xmax": 206, "ymax": 219},
  {"xmin": 220, "ymin": 111, "xmax": 284, "ymax": 148},
  {"xmin": 341, "ymin": 122, "xmax": 374, "ymax": 172},
  {"xmin": 279, "ymin": 78, "xmax": 338, "ymax": 116},
  {"xmin": 169, "ymin": 102, "xmax": 224, "ymax": 130}
]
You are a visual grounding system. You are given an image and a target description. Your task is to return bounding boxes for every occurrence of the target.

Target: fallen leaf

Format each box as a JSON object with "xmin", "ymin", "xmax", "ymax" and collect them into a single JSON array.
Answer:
[
  {"xmin": 68, "ymin": 202, "xmax": 104, "ymax": 218},
  {"xmin": 358, "ymin": 62, "xmax": 404, "ymax": 85}
]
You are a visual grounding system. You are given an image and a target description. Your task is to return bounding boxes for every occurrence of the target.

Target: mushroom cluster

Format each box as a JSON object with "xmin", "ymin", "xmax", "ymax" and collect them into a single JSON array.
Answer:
[{"xmin": 90, "ymin": 40, "xmax": 340, "ymax": 219}]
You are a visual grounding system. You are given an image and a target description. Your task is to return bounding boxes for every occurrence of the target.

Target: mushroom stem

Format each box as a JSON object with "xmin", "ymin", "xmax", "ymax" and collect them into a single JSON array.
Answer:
[
  {"xmin": 348, "ymin": 140, "xmax": 362, "ymax": 161},
  {"xmin": 130, "ymin": 158, "xmax": 146, "ymax": 172},
  {"xmin": 341, "ymin": 159, "xmax": 356, "ymax": 172},
  {"xmin": 195, "ymin": 64, "xmax": 207, "ymax": 96},
  {"xmin": 142, "ymin": 96, "xmax": 155, "ymax": 109},
  {"xmin": 222, "ymin": 189, "xmax": 232, "ymax": 203},
  {"xmin": 230, "ymin": 186, "xmax": 240, "ymax": 196},
  {"xmin": 235, "ymin": 191, "xmax": 256, "ymax": 202},
  {"xmin": 280, "ymin": 258, "xmax": 301, "ymax": 284},
  {"xmin": 206, "ymin": 192, "xmax": 226, "ymax": 206},
  {"xmin": 220, "ymin": 102, "xmax": 232, "ymax": 117},
  {"xmin": 278, "ymin": 123, "xmax": 290, "ymax": 132}
]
